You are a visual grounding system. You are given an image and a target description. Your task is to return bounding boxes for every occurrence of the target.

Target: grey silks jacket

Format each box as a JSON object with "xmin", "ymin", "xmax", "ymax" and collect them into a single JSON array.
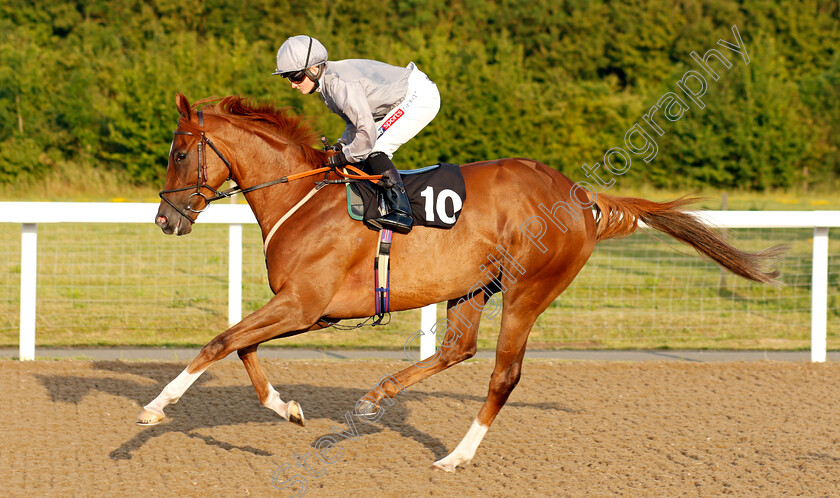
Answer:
[{"xmin": 316, "ymin": 59, "xmax": 413, "ymax": 163}]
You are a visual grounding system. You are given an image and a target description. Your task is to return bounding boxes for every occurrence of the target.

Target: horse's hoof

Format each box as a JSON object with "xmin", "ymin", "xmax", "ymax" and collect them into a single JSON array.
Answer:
[
  {"xmin": 431, "ymin": 461, "xmax": 457, "ymax": 472},
  {"xmin": 136, "ymin": 408, "xmax": 165, "ymax": 426},
  {"xmin": 356, "ymin": 399, "xmax": 380, "ymax": 416},
  {"xmin": 287, "ymin": 400, "xmax": 305, "ymax": 427}
]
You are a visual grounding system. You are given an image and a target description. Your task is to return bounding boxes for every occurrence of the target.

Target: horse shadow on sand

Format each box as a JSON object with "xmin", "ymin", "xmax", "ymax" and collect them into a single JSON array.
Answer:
[{"xmin": 36, "ymin": 360, "xmax": 575, "ymax": 462}]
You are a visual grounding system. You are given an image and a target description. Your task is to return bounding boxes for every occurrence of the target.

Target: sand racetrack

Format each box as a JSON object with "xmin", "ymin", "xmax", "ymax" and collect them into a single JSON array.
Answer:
[{"xmin": 1, "ymin": 358, "xmax": 839, "ymax": 496}]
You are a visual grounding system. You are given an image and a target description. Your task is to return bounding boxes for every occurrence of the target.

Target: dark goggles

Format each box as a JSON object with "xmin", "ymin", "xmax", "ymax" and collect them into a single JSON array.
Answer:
[{"xmin": 281, "ymin": 70, "xmax": 307, "ymax": 84}]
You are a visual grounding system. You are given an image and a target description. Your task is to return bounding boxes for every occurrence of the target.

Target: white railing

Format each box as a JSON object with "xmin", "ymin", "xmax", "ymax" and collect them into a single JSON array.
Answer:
[{"xmin": 1, "ymin": 202, "xmax": 837, "ymax": 362}]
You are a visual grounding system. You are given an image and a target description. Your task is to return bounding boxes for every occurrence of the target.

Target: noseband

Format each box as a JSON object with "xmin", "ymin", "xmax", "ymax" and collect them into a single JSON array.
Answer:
[{"xmin": 159, "ymin": 111, "xmax": 234, "ymax": 224}]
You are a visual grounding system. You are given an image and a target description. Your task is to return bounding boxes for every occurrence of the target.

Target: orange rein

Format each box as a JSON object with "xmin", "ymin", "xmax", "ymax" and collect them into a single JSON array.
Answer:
[
  {"xmin": 279, "ymin": 164, "xmax": 382, "ymax": 184},
  {"xmin": 261, "ymin": 163, "xmax": 382, "ymax": 255},
  {"xmin": 339, "ymin": 164, "xmax": 382, "ymax": 182}
]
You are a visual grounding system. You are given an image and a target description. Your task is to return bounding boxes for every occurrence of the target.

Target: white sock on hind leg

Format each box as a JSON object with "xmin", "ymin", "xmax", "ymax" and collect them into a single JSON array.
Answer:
[{"xmin": 435, "ymin": 419, "xmax": 489, "ymax": 470}]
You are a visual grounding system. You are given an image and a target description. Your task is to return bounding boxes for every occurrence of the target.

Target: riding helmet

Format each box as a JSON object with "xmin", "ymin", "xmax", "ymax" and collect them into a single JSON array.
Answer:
[{"xmin": 273, "ymin": 35, "xmax": 328, "ymax": 76}]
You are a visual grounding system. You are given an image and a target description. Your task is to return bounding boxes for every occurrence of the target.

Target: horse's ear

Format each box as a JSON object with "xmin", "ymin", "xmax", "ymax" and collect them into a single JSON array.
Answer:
[{"xmin": 175, "ymin": 92, "xmax": 191, "ymax": 119}]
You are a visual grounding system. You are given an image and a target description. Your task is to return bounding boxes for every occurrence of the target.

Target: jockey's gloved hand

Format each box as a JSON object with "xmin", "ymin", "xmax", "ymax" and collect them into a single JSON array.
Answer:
[
  {"xmin": 320, "ymin": 137, "xmax": 346, "ymax": 152},
  {"xmin": 327, "ymin": 150, "xmax": 348, "ymax": 166}
]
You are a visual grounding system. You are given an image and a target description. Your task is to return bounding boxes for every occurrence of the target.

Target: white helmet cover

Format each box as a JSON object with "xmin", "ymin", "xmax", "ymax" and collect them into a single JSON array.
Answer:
[{"xmin": 273, "ymin": 35, "xmax": 328, "ymax": 75}]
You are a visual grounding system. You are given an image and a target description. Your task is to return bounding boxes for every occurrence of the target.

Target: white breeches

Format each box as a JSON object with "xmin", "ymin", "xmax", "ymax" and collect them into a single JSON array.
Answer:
[{"xmin": 371, "ymin": 63, "xmax": 441, "ymax": 159}]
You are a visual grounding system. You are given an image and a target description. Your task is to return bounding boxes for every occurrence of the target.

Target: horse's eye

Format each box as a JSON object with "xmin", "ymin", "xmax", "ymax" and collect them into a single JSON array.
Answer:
[{"xmin": 175, "ymin": 153, "xmax": 187, "ymax": 162}]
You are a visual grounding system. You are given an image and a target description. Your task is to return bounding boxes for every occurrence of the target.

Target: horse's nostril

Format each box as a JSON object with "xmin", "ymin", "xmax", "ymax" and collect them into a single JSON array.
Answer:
[{"xmin": 157, "ymin": 215, "xmax": 168, "ymax": 225}]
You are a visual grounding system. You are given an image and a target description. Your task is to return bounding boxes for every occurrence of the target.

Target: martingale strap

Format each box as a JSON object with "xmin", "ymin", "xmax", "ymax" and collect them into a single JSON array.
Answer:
[
  {"xmin": 263, "ymin": 183, "xmax": 327, "ymax": 255},
  {"xmin": 373, "ymin": 229, "xmax": 393, "ymax": 320}
]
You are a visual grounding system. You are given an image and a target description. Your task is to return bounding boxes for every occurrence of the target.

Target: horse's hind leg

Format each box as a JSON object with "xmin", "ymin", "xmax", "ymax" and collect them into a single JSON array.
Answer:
[
  {"xmin": 357, "ymin": 293, "xmax": 486, "ymax": 411},
  {"xmin": 238, "ymin": 344, "xmax": 305, "ymax": 426},
  {"xmin": 432, "ymin": 284, "xmax": 557, "ymax": 472}
]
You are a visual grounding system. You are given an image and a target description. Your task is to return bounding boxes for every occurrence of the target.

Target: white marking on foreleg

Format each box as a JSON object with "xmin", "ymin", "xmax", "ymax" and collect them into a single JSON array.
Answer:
[
  {"xmin": 433, "ymin": 419, "xmax": 489, "ymax": 472},
  {"xmin": 262, "ymin": 385, "xmax": 289, "ymax": 419},
  {"xmin": 261, "ymin": 385, "xmax": 305, "ymax": 426},
  {"xmin": 144, "ymin": 367, "xmax": 206, "ymax": 415}
]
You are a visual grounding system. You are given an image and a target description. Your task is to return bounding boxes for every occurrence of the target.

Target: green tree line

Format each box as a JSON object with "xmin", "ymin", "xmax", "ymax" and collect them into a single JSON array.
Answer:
[{"xmin": 1, "ymin": 0, "xmax": 838, "ymax": 191}]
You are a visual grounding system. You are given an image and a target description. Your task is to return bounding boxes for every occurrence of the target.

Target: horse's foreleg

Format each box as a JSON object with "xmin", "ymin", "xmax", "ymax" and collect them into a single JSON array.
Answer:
[
  {"xmin": 237, "ymin": 342, "xmax": 311, "ymax": 427},
  {"xmin": 136, "ymin": 363, "xmax": 208, "ymax": 425},
  {"xmin": 137, "ymin": 343, "xmax": 236, "ymax": 426},
  {"xmin": 358, "ymin": 293, "xmax": 485, "ymax": 413},
  {"xmin": 136, "ymin": 294, "xmax": 322, "ymax": 426}
]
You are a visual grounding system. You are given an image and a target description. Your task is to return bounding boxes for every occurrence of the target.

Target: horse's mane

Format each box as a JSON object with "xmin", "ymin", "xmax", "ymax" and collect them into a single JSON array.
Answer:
[{"xmin": 181, "ymin": 95, "xmax": 329, "ymax": 166}]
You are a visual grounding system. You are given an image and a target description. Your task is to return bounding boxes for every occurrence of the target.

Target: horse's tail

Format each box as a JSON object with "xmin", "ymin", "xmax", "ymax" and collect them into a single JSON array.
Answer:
[{"xmin": 590, "ymin": 193, "xmax": 785, "ymax": 285}]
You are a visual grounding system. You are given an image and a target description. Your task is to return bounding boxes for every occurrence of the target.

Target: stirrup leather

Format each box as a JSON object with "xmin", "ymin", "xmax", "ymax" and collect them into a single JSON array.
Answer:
[{"xmin": 371, "ymin": 183, "xmax": 413, "ymax": 234}]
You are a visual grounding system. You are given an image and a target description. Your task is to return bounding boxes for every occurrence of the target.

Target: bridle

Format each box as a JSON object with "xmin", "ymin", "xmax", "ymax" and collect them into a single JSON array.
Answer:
[
  {"xmin": 159, "ymin": 109, "xmax": 383, "ymax": 232},
  {"xmin": 159, "ymin": 109, "xmax": 324, "ymax": 224},
  {"xmin": 159, "ymin": 111, "xmax": 235, "ymax": 224}
]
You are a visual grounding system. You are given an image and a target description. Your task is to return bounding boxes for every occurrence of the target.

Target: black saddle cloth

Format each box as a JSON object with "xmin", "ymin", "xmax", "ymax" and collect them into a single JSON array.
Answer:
[{"xmin": 349, "ymin": 162, "xmax": 466, "ymax": 230}]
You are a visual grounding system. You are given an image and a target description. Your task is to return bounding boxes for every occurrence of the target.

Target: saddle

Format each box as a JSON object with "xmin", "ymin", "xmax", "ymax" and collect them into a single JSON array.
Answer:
[
  {"xmin": 342, "ymin": 162, "xmax": 466, "ymax": 321},
  {"xmin": 345, "ymin": 163, "xmax": 466, "ymax": 231}
]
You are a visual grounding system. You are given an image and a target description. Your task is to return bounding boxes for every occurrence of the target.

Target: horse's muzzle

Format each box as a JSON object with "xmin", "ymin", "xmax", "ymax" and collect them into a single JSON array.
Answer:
[{"xmin": 155, "ymin": 206, "xmax": 193, "ymax": 236}]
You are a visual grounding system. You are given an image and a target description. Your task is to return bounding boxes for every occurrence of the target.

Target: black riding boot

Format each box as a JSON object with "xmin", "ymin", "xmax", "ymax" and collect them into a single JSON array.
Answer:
[{"xmin": 365, "ymin": 153, "xmax": 414, "ymax": 234}]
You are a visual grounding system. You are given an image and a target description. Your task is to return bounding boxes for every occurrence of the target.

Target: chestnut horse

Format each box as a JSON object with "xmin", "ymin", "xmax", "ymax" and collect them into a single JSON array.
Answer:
[{"xmin": 141, "ymin": 93, "xmax": 781, "ymax": 471}]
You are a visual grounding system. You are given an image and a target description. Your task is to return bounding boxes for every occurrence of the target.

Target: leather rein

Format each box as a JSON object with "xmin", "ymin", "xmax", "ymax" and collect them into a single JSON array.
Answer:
[{"xmin": 159, "ymin": 110, "xmax": 381, "ymax": 226}]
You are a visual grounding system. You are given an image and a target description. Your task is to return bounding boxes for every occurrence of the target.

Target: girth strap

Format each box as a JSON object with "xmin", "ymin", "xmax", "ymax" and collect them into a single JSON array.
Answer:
[{"xmin": 374, "ymin": 229, "xmax": 393, "ymax": 318}]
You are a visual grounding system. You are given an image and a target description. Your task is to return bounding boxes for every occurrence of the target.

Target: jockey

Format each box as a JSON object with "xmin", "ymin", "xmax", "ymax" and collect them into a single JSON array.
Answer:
[{"xmin": 273, "ymin": 35, "xmax": 441, "ymax": 234}]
